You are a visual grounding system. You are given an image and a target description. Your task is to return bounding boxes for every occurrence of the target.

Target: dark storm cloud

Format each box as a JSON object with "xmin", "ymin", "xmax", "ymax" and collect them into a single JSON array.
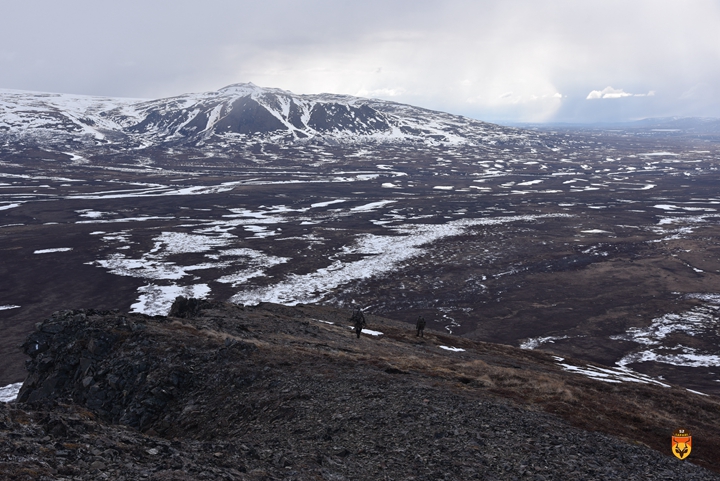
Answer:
[{"xmin": 1, "ymin": 0, "xmax": 719, "ymax": 122}]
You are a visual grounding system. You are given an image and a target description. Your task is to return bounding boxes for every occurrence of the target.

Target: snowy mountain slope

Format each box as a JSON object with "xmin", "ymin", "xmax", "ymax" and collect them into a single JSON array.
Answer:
[
  {"xmin": 0, "ymin": 83, "xmax": 520, "ymax": 148},
  {"xmin": 0, "ymin": 89, "xmax": 142, "ymax": 142}
]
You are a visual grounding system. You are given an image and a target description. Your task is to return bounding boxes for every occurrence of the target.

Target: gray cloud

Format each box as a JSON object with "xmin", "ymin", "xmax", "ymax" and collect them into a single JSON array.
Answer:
[{"xmin": 1, "ymin": 0, "xmax": 720, "ymax": 123}]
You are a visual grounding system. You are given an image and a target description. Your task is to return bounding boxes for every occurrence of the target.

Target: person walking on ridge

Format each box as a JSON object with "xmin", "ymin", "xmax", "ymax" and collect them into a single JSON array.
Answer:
[
  {"xmin": 350, "ymin": 307, "xmax": 366, "ymax": 338},
  {"xmin": 416, "ymin": 315, "xmax": 426, "ymax": 337}
]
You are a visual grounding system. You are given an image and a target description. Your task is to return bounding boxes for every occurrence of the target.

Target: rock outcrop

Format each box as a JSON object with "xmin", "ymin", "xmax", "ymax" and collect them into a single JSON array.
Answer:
[{"xmin": 3, "ymin": 299, "xmax": 720, "ymax": 480}]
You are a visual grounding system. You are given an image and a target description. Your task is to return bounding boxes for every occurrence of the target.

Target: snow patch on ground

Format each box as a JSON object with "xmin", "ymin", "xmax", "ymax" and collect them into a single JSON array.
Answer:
[
  {"xmin": 65, "ymin": 181, "xmax": 241, "ymax": 200},
  {"xmin": 233, "ymin": 214, "xmax": 569, "ymax": 306},
  {"xmin": 0, "ymin": 305, "xmax": 20, "ymax": 311},
  {"xmin": 348, "ymin": 326, "xmax": 383, "ymax": 336},
  {"xmin": 617, "ymin": 346, "xmax": 720, "ymax": 368},
  {"xmin": 611, "ymin": 293, "xmax": 720, "ymax": 368},
  {"xmin": 516, "ymin": 179, "xmax": 544, "ymax": 186},
  {"xmin": 657, "ymin": 214, "xmax": 720, "ymax": 225},
  {"xmin": 91, "ymin": 228, "xmax": 290, "ymax": 316},
  {"xmin": 611, "ymin": 295, "xmax": 720, "ymax": 345},
  {"xmin": 553, "ymin": 357, "xmax": 670, "ymax": 387},
  {"xmin": 77, "ymin": 216, "xmax": 174, "ymax": 224},
  {"xmin": 439, "ymin": 346, "xmax": 465, "ymax": 352},
  {"xmin": 0, "ymin": 382, "xmax": 23, "ymax": 403},
  {"xmin": 96, "ymin": 254, "xmax": 188, "ymax": 280},
  {"xmin": 131, "ymin": 283, "xmax": 211, "ymax": 316},
  {"xmin": 311, "ymin": 199, "xmax": 347, "ymax": 208},
  {"xmin": 215, "ymin": 249, "xmax": 290, "ymax": 287},
  {"xmin": 92, "ymin": 231, "xmax": 236, "ymax": 281},
  {"xmin": 153, "ymin": 232, "xmax": 233, "ymax": 255},
  {"xmin": 76, "ymin": 209, "xmax": 112, "ymax": 219},
  {"xmin": 243, "ymin": 225, "xmax": 279, "ymax": 238},
  {"xmin": 350, "ymin": 200, "xmax": 396, "ymax": 212},
  {"xmin": 519, "ymin": 335, "xmax": 571, "ymax": 350},
  {"xmin": 34, "ymin": 248, "xmax": 73, "ymax": 254}
]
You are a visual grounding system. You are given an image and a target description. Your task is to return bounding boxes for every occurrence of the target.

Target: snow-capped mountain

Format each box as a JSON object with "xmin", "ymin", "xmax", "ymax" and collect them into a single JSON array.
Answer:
[{"xmin": 0, "ymin": 83, "xmax": 518, "ymax": 148}]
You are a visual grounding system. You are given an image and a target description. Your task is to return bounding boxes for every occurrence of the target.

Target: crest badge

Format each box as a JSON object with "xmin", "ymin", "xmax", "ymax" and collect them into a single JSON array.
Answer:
[{"xmin": 672, "ymin": 428, "xmax": 692, "ymax": 460}]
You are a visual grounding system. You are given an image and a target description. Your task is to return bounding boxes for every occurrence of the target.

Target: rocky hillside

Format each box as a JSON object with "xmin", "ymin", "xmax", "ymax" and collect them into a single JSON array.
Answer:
[
  {"xmin": 0, "ymin": 84, "xmax": 524, "ymax": 149},
  {"xmin": 2, "ymin": 299, "xmax": 720, "ymax": 480}
]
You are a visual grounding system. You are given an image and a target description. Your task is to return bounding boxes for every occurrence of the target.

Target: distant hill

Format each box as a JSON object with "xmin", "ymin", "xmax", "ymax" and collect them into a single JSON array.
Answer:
[
  {"xmin": 513, "ymin": 117, "xmax": 720, "ymax": 137},
  {"xmin": 627, "ymin": 117, "xmax": 720, "ymax": 134}
]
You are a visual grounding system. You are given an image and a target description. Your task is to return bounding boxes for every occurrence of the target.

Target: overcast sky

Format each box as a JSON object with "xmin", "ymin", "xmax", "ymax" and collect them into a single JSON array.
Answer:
[{"xmin": 2, "ymin": 0, "xmax": 720, "ymax": 123}]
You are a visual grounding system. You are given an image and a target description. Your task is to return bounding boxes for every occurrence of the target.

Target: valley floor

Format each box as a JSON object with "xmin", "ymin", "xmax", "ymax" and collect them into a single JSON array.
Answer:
[{"xmin": 2, "ymin": 131, "xmax": 720, "ymax": 397}]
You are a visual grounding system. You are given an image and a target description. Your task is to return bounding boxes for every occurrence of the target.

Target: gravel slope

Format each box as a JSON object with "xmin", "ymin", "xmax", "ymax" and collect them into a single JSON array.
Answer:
[{"xmin": 1, "ymin": 300, "xmax": 718, "ymax": 480}]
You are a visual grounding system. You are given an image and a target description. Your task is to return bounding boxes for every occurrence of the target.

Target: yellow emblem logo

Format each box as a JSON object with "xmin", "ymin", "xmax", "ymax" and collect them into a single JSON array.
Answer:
[{"xmin": 672, "ymin": 428, "xmax": 692, "ymax": 460}]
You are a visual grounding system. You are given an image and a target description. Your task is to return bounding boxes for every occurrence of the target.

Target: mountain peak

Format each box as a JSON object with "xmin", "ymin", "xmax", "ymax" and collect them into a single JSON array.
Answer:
[{"xmin": 217, "ymin": 81, "xmax": 268, "ymax": 95}]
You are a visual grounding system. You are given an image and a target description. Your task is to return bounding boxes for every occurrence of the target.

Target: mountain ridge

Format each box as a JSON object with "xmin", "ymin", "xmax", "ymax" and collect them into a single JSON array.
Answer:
[
  {"xmin": 2, "ymin": 299, "xmax": 720, "ymax": 479},
  {"xmin": 0, "ymin": 83, "xmax": 521, "ymax": 149}
]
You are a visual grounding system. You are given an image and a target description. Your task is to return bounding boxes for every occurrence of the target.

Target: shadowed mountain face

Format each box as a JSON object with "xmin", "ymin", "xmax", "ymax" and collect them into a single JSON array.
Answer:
[
  {"xmin": 130, "ymin": 96, "xmax": 304, "ymax": 137},
  {"xmin": 215, "ymin": 97, "xmax": 289, "ymax": 134}
]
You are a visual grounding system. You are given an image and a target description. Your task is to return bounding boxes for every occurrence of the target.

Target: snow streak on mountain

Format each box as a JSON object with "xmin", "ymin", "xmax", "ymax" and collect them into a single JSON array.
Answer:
[{"xmin": 0, "ymin": 83, "xmax": 519, "ymax": 148}]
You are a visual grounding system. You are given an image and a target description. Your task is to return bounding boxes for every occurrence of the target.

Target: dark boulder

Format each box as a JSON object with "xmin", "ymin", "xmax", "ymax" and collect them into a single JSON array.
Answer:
[{"xmin": 168, "ymin": 296, "xmax": 211, "ymax": 318}]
